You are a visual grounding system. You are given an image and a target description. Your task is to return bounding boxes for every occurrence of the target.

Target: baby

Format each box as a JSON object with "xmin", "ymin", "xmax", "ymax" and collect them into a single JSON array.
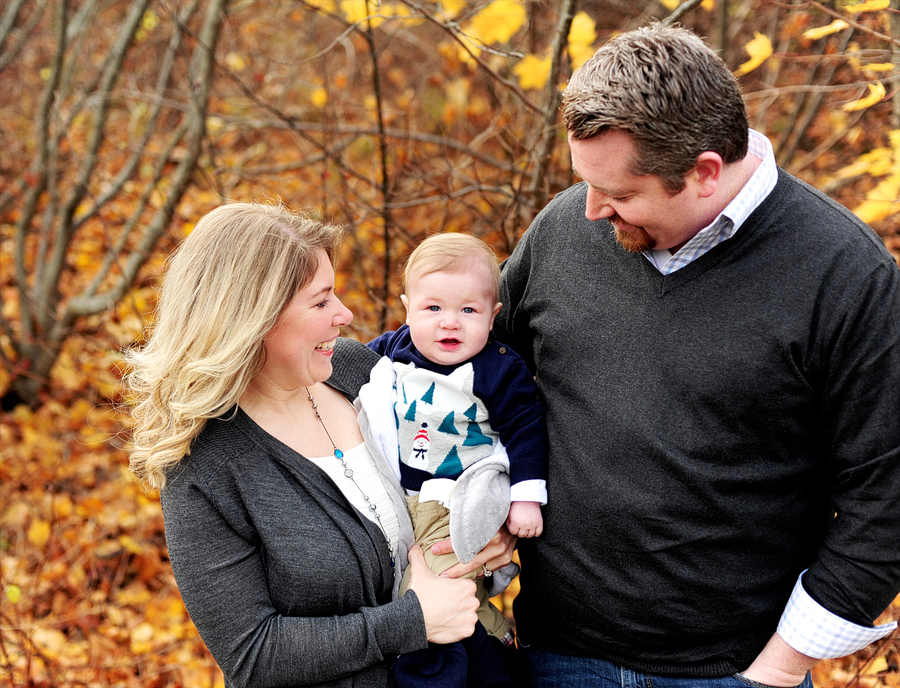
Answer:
[{"xmin": 366, "ymin": 233, "xmax": 548, "ymax": 686}]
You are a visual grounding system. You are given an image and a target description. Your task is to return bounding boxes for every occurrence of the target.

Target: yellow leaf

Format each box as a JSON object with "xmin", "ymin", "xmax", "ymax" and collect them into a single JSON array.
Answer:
[
  {"xmin": 833, "ymin": 147, "xmax": 892, "ymax": 181},
  {"xmin": 843, "ymin": 81, "xmax": 886, "ymax": 111},
  {"xmin": 32, "ymin": 628, "xmax": 67, "ymax": 660},
  {"xmin": 118, "ymin": 534, "xmax": 143, "ymax": 555},
  {"xmin": 224, "ymin": 51, "xmax": 246, "ymax": 71},
  {"xmin": 141, "ymin": 8, "xmax": 160, "ymax": 30},
  {"xmin": 569, "ymin": 12, "xmax": 596, "ymax": 48},
  {"xmin": 514, "ymin": 53, "xmax": 552, "ymax": 90},
  {"xmin": 660, "ymin": 0, "xmax": 679, "ymax": 9},
  {"xmin": 130, "ymin": 621, "xmax": 156, "ymax": 655},
  {"xmin": 340, "ymin": 0, "xmax": 384, "ymax": 27},
  {"xmin": 803, "ymin": 20, "xmax": 849, "ymax": 41},
  {"xmin": 438, "ymin": 0, "xmax": 466, "ymax": 20},
  {"xmin": 310, "ymin": 86, "xmax": 328, "ymax": 108},
  {"xmin": 734, "ymin": 33, "xmax": 773, "ymax": 77},
  {"xmin": 40, "ymin": 67, "xmax": 52, "ymax": 80},
  {"xmin": 569, "ymin": 12, "xmax": 597, "ymax": 70},
  {"xmin": 5, "ymin": 585, "xmax": 21, "ymax": 604},
  {"xmin": 304, "ymin": 0, "xmax": 336, "ymax": 10},
  {"xmin": 861, "ymin": 656, "xmax": 890, "ymax": 674},
  {"xmin": 445, "ymin": 78, "xmax": 470, "ymax": 110},
  {"xmin": 702, "ymin": 0, "xmax": 715, "ymax": 10},
  {"xmin": 27, "ymin": 519, "xmax": 50, "ymax": 548},
  {"xmin": 464, "ymin": 0, "xmax": 526, "ymax": 46},
  {"xmin": 206, "ymin": 116, "xmax": 225, "ymax": 135},
  {"xmin": 852, "ymin": 171, "xmax": 900, "ymax": 224},
  {"xmin": 862, "ymin": 63, "xmax": 894, "ymax": 73},
  {"xmin": 842, "ymin": 0, "xmax": 890, "ymax": 12}
]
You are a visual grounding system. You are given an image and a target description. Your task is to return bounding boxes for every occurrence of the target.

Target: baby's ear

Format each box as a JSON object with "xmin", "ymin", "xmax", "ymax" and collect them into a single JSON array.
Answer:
[
  {"xmin": 400, "ymin": 294, "xmax": 411, "ymax": 322},
  {"xmin": 490, "ymin": 302, "xmax": 502, "ymax": 324}
]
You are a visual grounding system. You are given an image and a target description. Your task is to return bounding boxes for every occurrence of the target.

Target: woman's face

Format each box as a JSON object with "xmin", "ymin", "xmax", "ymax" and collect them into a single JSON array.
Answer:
[{"xmin": 258, "ymin": 250, "xmax": 353, "ymax": 390}]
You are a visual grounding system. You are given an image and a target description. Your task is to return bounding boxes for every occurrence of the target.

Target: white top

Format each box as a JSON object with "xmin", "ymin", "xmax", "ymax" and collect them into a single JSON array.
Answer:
[{"xmin": 308, "ymin": 442, "xmax": 403, "ymax": 562}]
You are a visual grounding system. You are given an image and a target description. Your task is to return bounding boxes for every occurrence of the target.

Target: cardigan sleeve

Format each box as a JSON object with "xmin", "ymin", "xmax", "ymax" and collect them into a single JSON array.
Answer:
[{"xmin": 161, "ymin": 467, "xmax": 427, "ymax": 687}]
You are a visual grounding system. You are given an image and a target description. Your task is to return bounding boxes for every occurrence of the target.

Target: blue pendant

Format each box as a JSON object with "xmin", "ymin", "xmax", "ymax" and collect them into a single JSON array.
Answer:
[{"xmin": 334, "ymin": 448, "xmax": 344, "ymax": 459}]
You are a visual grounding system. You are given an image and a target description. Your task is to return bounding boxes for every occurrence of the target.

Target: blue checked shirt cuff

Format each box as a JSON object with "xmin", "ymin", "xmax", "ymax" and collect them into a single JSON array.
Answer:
[{"xmin": 777, "ymin": 571, "xmax": 897, "ymax": 659}]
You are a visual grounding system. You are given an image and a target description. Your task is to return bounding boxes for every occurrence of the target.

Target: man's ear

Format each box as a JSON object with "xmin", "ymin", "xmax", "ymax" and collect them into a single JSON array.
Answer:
[
  {"xmin": 400, "ymin": 294, "xmax": 410, "ymax": 324},
  {"xmin": 691, "ymin": 152, "xmax": 723, "ymax": 198}
]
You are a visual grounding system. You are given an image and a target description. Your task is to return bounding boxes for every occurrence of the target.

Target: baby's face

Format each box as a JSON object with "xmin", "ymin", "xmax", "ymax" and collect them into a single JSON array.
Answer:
[{"xmin": 401, "ymin": 269, "xmax": 501, "ymax": 366}]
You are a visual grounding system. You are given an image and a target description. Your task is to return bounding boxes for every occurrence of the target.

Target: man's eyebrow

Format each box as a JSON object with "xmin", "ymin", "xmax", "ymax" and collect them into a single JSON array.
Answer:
[{"xmin": 571, "ymin": 168, "xmax": 629, "ymax": 197}]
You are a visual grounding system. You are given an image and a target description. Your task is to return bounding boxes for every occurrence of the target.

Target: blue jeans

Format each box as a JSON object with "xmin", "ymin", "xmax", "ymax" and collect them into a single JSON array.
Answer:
[{"xmin": 521, "ymin": 649, "xmax": 814, "ymax": 688}]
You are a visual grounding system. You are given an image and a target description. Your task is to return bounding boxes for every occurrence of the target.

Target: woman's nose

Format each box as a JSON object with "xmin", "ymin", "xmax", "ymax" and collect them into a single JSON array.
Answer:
[{"xmin": 333, "ymin": 296, "xmax": 353, "ymax": 326}]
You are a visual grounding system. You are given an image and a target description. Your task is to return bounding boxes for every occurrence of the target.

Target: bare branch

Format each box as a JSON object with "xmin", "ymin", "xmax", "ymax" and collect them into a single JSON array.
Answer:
[
  {"xmin": 0, "ymin": 0, "xmax": 46, "ymax": 72},
  {"xmin": 72, "ymin": 0, "xmax": 200, "ymax": 233},
  {"xmin": 66, "ymin": 0, "xmax": 229, "ymax": 320},
  {"xmin": 662, "ymin": 0, "xmax": 706, "ymax": 26},
  {"xmin": 14, "ymin": 0, "xmax": 64, "ymax": 345},
  {"xmin": 526, "ymin": 0, "xmax": 576, "ymax": 210},
  {"xmin": 393, "ymin": 0, "xmax": 543, "ymax": 114}
]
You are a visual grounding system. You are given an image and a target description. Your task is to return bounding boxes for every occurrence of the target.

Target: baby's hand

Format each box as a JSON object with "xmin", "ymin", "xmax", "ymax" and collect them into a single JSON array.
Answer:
[{"xmin": 507, "ymin": 501, "xmax": 543, "ymax": 538}]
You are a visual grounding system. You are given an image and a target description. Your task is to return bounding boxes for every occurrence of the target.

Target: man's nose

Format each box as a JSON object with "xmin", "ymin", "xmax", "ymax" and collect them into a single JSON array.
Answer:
[{"xmin": 585, "ymin": 188, "xmax": 615, "ymax": 221}]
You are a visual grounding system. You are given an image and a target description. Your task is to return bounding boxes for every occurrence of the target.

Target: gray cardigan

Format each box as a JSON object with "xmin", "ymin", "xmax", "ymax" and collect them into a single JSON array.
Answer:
[{"xmin": 160, "ymin": 339, "xmax": 427, "ymax": 687}]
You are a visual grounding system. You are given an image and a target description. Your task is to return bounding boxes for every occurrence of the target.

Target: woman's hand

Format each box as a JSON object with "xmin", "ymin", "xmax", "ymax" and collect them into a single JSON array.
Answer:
[
  {"xmin": 406, "ymin": 545, "xmax": 479, "ymax": 644},
  {"xmin": 431, "ymin": 525, "xmax": 518, "ymax": 579}
]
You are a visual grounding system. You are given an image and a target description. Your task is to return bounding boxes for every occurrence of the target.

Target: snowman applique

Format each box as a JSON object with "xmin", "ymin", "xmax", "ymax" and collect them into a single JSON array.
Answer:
[{"xmin": 407, "ymin": 423, "xmax": 430, "ymax": 470}]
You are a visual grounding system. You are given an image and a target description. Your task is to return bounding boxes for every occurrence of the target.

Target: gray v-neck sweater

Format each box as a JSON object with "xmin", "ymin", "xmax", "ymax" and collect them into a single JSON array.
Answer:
[
  {"xmin": 161, "ymin": 339, "xmax": 426, "ymax": 687},
  {"xmin": 495, "ymin": 170, "xmax": 900, "ymax": 675}
]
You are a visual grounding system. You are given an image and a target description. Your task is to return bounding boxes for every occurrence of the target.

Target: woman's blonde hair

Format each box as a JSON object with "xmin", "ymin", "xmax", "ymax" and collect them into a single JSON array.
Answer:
[
  {"xmin": 403, "ymin": 233, "xmax": 500, "ymax": 303},
  {"xmin": 125, "ymin": 202, "xmax": 343, "ymax": 489}
]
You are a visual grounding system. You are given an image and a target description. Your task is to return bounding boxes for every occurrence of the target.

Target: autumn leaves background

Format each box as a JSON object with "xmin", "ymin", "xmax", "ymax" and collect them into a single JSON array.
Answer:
[{"xmin": 2, "ymin": 0, "xmax": 899, "ymax": 685}]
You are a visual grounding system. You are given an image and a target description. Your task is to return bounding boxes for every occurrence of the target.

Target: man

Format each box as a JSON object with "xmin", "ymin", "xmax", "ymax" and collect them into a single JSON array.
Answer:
[{"xmin": 493, "ymin": 23, "xmax": 900, "ymax": 688}]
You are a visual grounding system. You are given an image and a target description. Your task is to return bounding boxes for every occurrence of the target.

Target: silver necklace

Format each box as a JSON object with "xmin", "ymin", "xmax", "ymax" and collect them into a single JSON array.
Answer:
[{"xmin": 306, "ymin": 387, "xmax": 394, "ymax": 567}]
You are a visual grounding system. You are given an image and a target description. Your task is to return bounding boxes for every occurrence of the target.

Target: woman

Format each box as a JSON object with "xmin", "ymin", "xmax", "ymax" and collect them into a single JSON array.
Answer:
[{"xmin": 126, "ymin": 203, "xmax": 516, "ymax": 687}]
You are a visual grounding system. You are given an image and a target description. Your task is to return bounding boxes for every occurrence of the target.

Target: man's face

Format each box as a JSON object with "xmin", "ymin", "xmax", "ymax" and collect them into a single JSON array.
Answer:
[{"xmin": 568, "ymin": 130, "xmax": 705, "ymax": 254}]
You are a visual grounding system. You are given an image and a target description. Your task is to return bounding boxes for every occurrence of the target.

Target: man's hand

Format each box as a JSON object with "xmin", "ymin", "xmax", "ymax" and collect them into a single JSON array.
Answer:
[
  {"xmin": 741, "ymin": 633, "xmax": 817, "ymax": 687},
  {"xmin": 432, "ymin": 525, "xmax": 518, "ymax": 579}
]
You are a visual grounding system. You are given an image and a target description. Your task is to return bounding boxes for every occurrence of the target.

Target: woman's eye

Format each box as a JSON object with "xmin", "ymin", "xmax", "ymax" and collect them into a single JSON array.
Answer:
[{"xmin": 316, "ymin": 298, "xmax": 330, "ymax": 308}]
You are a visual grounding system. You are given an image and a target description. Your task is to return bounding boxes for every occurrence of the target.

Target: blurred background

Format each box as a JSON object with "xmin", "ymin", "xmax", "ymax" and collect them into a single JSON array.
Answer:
[{"xmin": 1, "ymin": 0, "xmax": 898, "ymax": 684}]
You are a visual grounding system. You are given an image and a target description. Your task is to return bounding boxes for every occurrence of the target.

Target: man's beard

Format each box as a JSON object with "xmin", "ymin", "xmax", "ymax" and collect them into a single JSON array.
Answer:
[{"xmin": 611, "ymin": 216, "xmax": 653, "ymax": 253}]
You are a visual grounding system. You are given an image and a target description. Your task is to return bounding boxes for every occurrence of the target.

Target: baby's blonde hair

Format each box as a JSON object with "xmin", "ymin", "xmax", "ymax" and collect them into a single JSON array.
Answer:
[
  {"xmin": 403, "ymin": 234, "xmax": 500, "ymax": 302},
  {"xmin": 125, "ymin": 202, "xmax": 343, "ymax": 489}
]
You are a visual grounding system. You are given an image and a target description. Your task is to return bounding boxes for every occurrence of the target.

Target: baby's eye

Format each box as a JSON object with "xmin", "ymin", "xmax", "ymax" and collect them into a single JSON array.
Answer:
[
  {"xmin": 427, "ymin": 305, "xmax": 440, "ymax": 312},
  {"xmin": 462, "ymin": 307, "xmax": 475, "ymax": 314}
]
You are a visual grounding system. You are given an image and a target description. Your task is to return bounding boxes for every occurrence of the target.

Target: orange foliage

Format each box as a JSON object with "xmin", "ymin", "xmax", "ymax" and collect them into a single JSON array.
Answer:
[{"xmin": 2, "ymin": 0, "xmax": 899, "ymax": 685}]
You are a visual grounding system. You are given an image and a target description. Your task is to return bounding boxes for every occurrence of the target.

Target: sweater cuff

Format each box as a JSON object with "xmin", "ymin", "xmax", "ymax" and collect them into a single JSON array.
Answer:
[
  {"xmin": 510, "ymin": 479, "xmax": 547, "ymax": 505},
  {"xmin": 777, "ymin": 571, "xmax": 897, "ymax": 659},
  {"xmin": 363, "ymin": 590, "xmax": 428, "ymax": 657}
]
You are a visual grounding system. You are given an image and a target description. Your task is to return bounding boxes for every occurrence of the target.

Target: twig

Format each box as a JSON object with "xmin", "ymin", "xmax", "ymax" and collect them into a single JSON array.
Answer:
[{"xmin": 663, "ymin": 0, "xmax": 706, "ymax": 26}]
